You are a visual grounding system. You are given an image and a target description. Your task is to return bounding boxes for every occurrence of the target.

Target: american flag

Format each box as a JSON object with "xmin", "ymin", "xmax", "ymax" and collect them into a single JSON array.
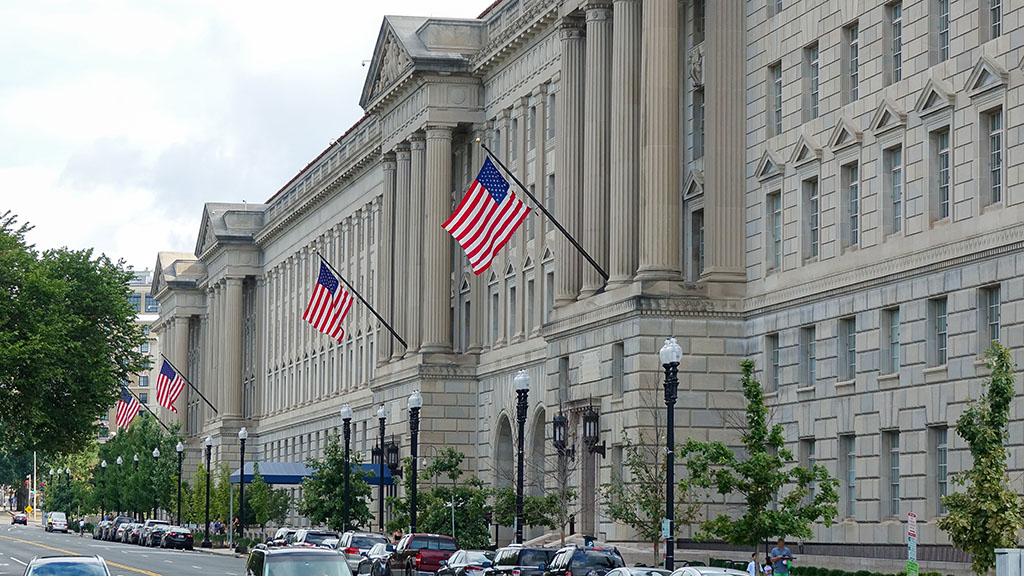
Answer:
[
  {"xmin": 156, "ymin": 360, "xmax": 186, "ymax": 413},
  {"xmin": 443, "ymin": 157, "xmax": 530, "ymax": 274},
  {"xmin": 115, "ymin": 388, "xmax": 141, "ymax": 429},
  {"xmin": 303, "ymin": 262, "xmax": 353, "ymax": 342}
]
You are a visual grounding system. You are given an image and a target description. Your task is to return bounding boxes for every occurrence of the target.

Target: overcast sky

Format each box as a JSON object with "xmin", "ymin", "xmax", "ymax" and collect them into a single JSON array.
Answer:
[{"xmin": 1, "ymin": 1, "xmax": 482, "ymax": 271}]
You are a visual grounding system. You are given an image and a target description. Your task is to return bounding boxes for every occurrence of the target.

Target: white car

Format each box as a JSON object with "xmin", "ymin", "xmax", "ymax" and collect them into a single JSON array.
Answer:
[
  {"xmin": 671, "ymin": 567, "xmax": 750, "ymax": 576},
  {"xmin": 45, "ymin": 511, "xmax": 68, "ymax": 533}
]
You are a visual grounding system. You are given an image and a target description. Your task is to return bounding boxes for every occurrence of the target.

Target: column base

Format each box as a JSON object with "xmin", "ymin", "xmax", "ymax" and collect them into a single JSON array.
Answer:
[
  {"xmin": 634, "ymin": 267, "xmax": 680, "ymax": 281},
  {"xmin": 419, "ymin": 343, "xmax": 452, "ymax": 354}
]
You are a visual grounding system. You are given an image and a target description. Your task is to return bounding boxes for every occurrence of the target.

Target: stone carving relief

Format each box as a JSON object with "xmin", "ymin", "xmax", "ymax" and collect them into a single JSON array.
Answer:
[
  {"xmin": 373, "ymin": 32, "xmax": 412, "ymax": 97},
  {"xmin": 688, "ymin": 44, "xmax": 704, "ymax": 87}
]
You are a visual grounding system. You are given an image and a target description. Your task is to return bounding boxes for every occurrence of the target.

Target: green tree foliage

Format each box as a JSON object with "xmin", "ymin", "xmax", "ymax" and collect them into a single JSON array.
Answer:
[
  {"xmin": 248, "ymin": 462, "xmax": 292, "ymax": 538},
  {"xmin": 601, "ymin": 434, "xmax": 701, "ymax": 563},
  {"xmin": 681, "ymin": 359, "xmax": 838, "ymax": 551},
  {"xmin": 187, "ymin": 461, "xmax": 211, "ymax": 526},
  {"xmin": 212, "ymin": 462, "xmax": 234, "ymax": 525},
  {"xmin": 938, "ymin": 343, "xmax": 1024, "ymax": 575},
  {"xmin": 299, "ymin": 433, "xmax": 373, "ymax": 532},
  {"xmin": 93, "ymin": 416, "xmax": 181, "ymax": 519},
  {"xmin": 0, "ymin": 212, "xmax": 147, "ymax": 454},
  {"xmin": 491, "ymin": 487, "xmax": 559, "ymax": 533}
]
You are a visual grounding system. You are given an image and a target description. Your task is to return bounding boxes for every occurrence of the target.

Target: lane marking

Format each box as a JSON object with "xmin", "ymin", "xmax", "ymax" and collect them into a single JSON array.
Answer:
[{"xmin": 0, "ymin": 534, "xmax": 164, "ymax": 576}]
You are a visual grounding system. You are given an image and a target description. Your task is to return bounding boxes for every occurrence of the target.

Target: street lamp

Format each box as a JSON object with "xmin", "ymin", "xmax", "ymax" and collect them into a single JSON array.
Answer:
[
  {"xmin": 116, "ymin": 456, "xmax": 123, "ymax": 515},
  {"xmin": 65, "ymin": 467, "xmax": 70, "ymax": 489},
  {"xmin": 552, "ymin": 412, "xmax": 575, "ymax": 459},
  {"xmin": 99, "ymin": 461, "xmax": 106, "ymax": 518},
  {"xmin": 202, "ymin": 436, "xmax": 213, "ymax": 548},
  {"xmin": 513, "ymin": 369, "xmax": 530, "ymax": 544},
  {"xmin": 659, "ymin": 337, "xmax": 682, "ymax": 571},
  {"xmin": 175, "ymin": 442, "xmax": 184, "ymax": 525},
  {"xmin": 340, "ymin": 404, "xmax": 353, "ymax": 532},
  {"xmin": 408, "ymin": 390, "xmax": 422, "ymax": 534},
  {"xmin": 376, "ymin": 404, "xmax": 386, "ymax": 533},
  {"xmin": 237, "ymin": 427, "xmax": 248, "ymax": 547},
  {"xmin": 582, "ymin": 405, "xmax": 606, "ymax": 457},
  {"xmin": 152, "ymin": 447, "xmax": 160, "ymax": 520},
  {"xmin": 133, "ymin": 454, "xmax": 139, "ymax": 520}
]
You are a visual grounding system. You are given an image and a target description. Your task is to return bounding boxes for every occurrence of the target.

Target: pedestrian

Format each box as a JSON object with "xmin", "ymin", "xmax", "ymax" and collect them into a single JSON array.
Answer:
[
  {"xmin": 746, "ymin": 552, "xmax": 760, "ymax": 576},
  {"xmin": 769, "ymin": 538, "xmax": 793, "ymax": 576}
]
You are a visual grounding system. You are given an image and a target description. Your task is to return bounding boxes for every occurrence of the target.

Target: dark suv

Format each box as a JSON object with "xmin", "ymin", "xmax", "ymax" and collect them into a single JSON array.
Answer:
[
  {"xmin": 487, "ymin": 545, "xmax": 556, "ymax": 576},
  {"xmin": 544, "ymin": 546, "xmax": 624, "ymax": 576}
]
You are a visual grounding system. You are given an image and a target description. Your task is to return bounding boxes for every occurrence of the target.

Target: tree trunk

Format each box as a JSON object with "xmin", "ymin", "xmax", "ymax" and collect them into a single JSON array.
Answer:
[{"xmin": 653, "ymin": 539, "xmax": 660, "ymax": 566}]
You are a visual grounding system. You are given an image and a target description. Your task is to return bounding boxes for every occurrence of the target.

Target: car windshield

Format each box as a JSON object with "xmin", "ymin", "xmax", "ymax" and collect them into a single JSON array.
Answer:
[
  {"xmin": 28, "ymin": 561, "xmax": 107, "ymax": 576},
  {"xmin": 267, "ymin": 556, "xmax": 351, "ymax": 576},
  {"xmin": 466, "ymin": 552, "xmax": 493, "ymax": 564},
  {"xmin": 353, "ymin": 536, "xmax": 388, "ymax": 548},
  {"xmin": 304, "ymin": 533, "xmax": 338, "ymax": 546}
]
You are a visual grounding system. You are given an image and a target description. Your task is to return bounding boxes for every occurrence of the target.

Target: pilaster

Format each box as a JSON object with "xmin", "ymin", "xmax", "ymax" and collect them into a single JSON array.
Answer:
[
  {"xmin": 421, "ymin": 124, "xmax": 454, "ymax": 353},
  {"xmin": 173, "ymin": 316, "xmax": 189, "ymax": 422},
  {"xmin": 555, "ymin": 19, "xmax": 586, "ymax": 306},
  {"xmin": 393, "ymin": 144, "xmax": 412, "ymax": 360},
  {"xmin": 378, "ymin": 154, "xmax": 396, "ymax": 365},
  {"xmin": 530, "ymin": 86, "xmax": 548, "ymax": 338},
  {"xmin": 581, "ymin": 3, "xmax": 613, "ymax": 298},
  {"xmin": 609, "ymin": 0, "xmax": 642, "ymax": 286}
]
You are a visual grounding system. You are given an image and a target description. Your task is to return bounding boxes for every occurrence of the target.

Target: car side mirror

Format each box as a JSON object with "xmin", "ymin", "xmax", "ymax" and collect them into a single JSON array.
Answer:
[
  {"xmin": 482, "ymin": 562, "xmax": 492, "ymax": 568},
  {"xmin": 538, "ymin": 565, "xmax": 546, "ymax": 571},
  {"xmin": 386, "ymin": 545, "xmax": 395, "ymax": 552},
  {"xmin": 440, "ymin": 561, "xmax": 447, "ymax": 567}
]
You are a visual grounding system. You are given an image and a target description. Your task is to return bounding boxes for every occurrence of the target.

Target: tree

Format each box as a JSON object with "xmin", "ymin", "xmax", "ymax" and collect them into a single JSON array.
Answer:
[
  {"xmin": 187, "ymin": 462, "xmax": 210, "ymax": 527},
  {"xmin": 0, "ymin": 212, "xmax": 148, "ymax": 454},
  {"xmin": 492, "ymin": 488, "xmax": 559, "ymax": 533},
  {"xmin": 681, "ymin": 359, "xmax": 838, "ymax": 553},
  {"xmin": 299, "ymin": 433, "xmax": 373, "ymax": 532},
  {"xmin": 248, "ymin": 462, "xmax": 292, "ymax": 539},
  {"xmin": 938, "ymin": 342, "xmax": 1024, "ymax": 575}
]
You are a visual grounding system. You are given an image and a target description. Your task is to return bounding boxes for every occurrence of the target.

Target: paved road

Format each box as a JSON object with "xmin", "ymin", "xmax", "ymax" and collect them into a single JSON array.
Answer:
[{"xmin": 0, "ymin": 522, "xmax": 245, "ymax": 576}]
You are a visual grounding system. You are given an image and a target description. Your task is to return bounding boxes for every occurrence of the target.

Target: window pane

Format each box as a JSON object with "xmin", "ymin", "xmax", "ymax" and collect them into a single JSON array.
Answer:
[
  {"xmin": 892, "ymin": 3, "xmax": 903, "ymax": 82},
  {"xmin": 849, "ymin": 26, "xmax": 859, "ymax": 100},
  {"xmin": 937, "ymin": 130, "xmax": 950, "ymax": 219}
]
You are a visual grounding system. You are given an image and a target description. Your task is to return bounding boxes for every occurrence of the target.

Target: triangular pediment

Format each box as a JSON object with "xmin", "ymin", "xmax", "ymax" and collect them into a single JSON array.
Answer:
[
  {"xmin": 789, "ymin": 134, "xmax": 822, "ymax": 167},
  {"xmin": 195, "ymin": 206, "xmax": 218, "ymax": 258},
  {"xmin": 756, "ymin": 150, "xmax": 783, "ymax": 182},
  {"xmin": 869, "ymin": 98, "xmax": 906, "ymax": 135},
  {"xmin": 487, "ymin": 270, "xmax": 498, "ymax": 285},
  {"xmin": 542, "ymin": 246, "xmax": 553, "ymax": 262},
  {"xmin": 684, "ymin": 171, "xmax": 704, "ymax": 198},
  {"xmin": 827, "ymin": 117, "xmax": 862, "ymax": 152},
  {"xmin": 360, "ymin": 21, "xmax": 414, "ymax": 108},
  {"xmin": 460, "ymin": 275, "xmax": 471, "ymax": 293},
  {"xmin": 523, "ymin": 256, "xmax": 534, "ymax": 270},
  {"xmin": 914, "ymin": 77, "xmax": 955, "ymax": 118},
  {"xmin": 504, "ymin": 262, "xmax": 515, "ymax": 278},
  {"xmin": 965, "ymin": 55, "xmax": 1008, "ymax": 98}
]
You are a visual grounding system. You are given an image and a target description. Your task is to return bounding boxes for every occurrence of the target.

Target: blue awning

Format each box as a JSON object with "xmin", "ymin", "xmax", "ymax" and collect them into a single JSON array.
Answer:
[{"xmin": 230, "ymin": 461, "xmax": 393, "ymax": 486}]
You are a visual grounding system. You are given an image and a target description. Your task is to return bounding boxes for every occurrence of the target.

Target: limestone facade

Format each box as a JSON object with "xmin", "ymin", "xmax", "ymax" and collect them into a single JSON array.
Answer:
[{"xmin": 149, "ymin": 0, "xmax": 1024, "ymax": 570}]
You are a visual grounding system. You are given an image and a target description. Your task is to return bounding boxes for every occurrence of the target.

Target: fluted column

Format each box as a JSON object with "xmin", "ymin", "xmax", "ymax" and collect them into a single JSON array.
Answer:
[
  {"xmin": 224, "ymin": 277, "xmax": 243, "ymax": 417},
  {"xmin": 530, "ymin": 87, "xmax": 547, "ymax": 337},
  {"xmin": 377, "ymin": 155, "xmax": 396, "ymax": 364},
  {"xmin": 555, "ymin": 19, "xmax": 585, "ymax": 305},
  {"xmin": 215, "ymin": 281, "xmax": 225, "ymax": 417},
  {"xmin": 392, "ymin": 144, "xmax": 411, "ymax": 359},
  {"xmin": 637, "ymin": 0, "xmax": 680, "ymax": 280},
  {"xmin": 407, "ymin": 133, "xmax": 426, "ymax": 354},
  {"xmin": 581, "ymin": 3, "xmax": 612, "ymax": 298},
  {"xmin": 173, "ymin": 317, "xmax": 189, "ymax": 422},
  {"xmin": 704, "ymin": 0, "xmax": 747, "ymax": 283},
  {"xmin": 468, "ymin": 126, "xmax": 487, "ymax": 353},
  {"xmin": 202, "ymin": 288, "xmax": 212, "ymax": 423},
  {"xmin": 421, "ymin": 125, "xmax": 454, "ymax": 353},
  {"xmin": 609, "ymin": 0, "xmax": 641, "ymax": 285}
]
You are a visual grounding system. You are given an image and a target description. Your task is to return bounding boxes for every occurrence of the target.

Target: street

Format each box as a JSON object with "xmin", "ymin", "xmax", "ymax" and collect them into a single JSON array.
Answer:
[{"xmin": 0, "ymin": 522, "xmax": 244, "ymax": 576}]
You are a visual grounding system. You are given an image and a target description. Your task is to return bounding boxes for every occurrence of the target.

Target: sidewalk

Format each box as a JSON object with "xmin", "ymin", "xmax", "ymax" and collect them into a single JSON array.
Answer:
[{"xmin": 192, "ymin": 544, "xmax": 246, "ymax": 558}]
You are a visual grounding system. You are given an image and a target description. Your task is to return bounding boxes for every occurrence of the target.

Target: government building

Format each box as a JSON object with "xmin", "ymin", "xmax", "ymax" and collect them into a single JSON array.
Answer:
[{"xmin": 149, "ymin": 0, "xmax": 1023, "ymax": 571}]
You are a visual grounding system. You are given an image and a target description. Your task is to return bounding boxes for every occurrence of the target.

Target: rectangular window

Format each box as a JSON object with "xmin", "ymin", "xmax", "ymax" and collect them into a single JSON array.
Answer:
[
  {"xmin": 806, "ymin": 43, "xmax": 820, "ymax": 120},
  {"xmin": 490, "ymin": 291, "xmax": 499, "ymax": 345},
  {"xmin": 806, "ymin": 179, "xmax": 819, "ymax": 259},
  {"xmin": 612, "ymin": 342, "xmax": 624, "ymax": 398},
  {"xmin": 885, "ymin": 308, "xmax": 901, "ymax": 374},
  {"xmin": 844, "ymin": 163, "xmax": 860, "ymax": 247},
  {"xmin": 985, "ymin": 109, "xmax": 1004, "ymax": 204},
  {"xmin": 771, "ymin": 64, "xmax": 783, "ymax": 136},
  {"xmin": 511, "ymin": 118, "xmax": 518, "ymax": 161},
  {"xmin": 769, "ymin": 192, "xmax": 782, "ymax": 270},
  {"xmin": 546, "ymin": 174, "xmax": 555, "ymax": 231},
  {"xmin": 145, "ymin": 294, "xmax": 159, "ymax": 313},
  {"xmin": 691, "ymin": 209, "xmax": 704, "ymax": 281},
  {"xmin": 887, "ymin": 431, "xmax": 901, "ymax": 517},
  {"xmin": 528, "ymin": 107, "xmax": 536, "ymax": 151},
  {"xmin": 800, "ymin": 439, "xmax": 817, "ymax": 500},
  {"xmin": 139, "ymin": 392, "xmax": 148, "ymax": 404},
  {"xmin": 936, "ymin": 427, "xmax": 948, "ymax": 514},
  {"xmin": 693, "ymin": 0, "xmax": 706, "ymax": 45},
  {"xmin": 693, "ymin": 88, "xmax": 705, "ymax": 159},
  {"xmin": 937, "ymin": 0, "xmax": 950, "ymax": 61},
  {"xmin": 462, "ymin": 300, "xmax": 471, "ymax": 352},
  {"xmin": 508, "ymin": 285, "xmax": 517, "ymax": 341},
  {"xmin": 841, "ymin": 317, "xmax": 857, "ymax": 381},
  {"xmin": 767, "ymin": 333, "xmax": 780, "ymax": 391},
  {"xmin": 842, "ymin": 435, "xmax": 856, "ymax": 517},
  {"xmin": 982, "ymin": 285, "xmax": 1001, "ymax": 345},
  {"xmin": 128, "ymin": 293, "xmax": 141, "ymax": 312},
  {"xmin": 935, "ymin": 129, "xmax": 951, "ymax": 219},
  {"xmin": 494, "ymin": 128, "xmax": 501, "ymax": 158},
  {"xmin": 139, "ymin": 375, "xmax": 149, "ymax": 388},
  {"xmin": 526, "ymin": 278, "xmax": 535, "ymax": 334},
  {"xmin": 886, "ymin": 147, "xmax": 904, "ymax": 234},
  {"xmin": 801, "ymin": 326, "xmax": 816, "ymax": 385},
  {"xmin": 891, "ymin": 2, "xmax": 903, "ymax": 83},
  {"xmin": 544, "ymin": 270, "xmax": 554, "ymax": 322},
  {"xmin": 931, "ymin": 297, "xmax": 948, "ymax": 366},
  {"xmin": 845, "ymin": 24, "xmax": 860, "ymax": 102},
  {"xmin": 991, "ymin": 0, "xmax": 1002, "ymax": 38},
  {"xmin": 140, "ymin": 342, "xmax": 149, "ymax": 354}
]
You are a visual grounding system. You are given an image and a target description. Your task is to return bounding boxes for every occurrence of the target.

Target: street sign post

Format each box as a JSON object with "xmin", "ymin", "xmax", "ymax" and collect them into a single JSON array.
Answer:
[{"xmin": 907, "ymin": 512, "xmax": 918, "ymax": 576}]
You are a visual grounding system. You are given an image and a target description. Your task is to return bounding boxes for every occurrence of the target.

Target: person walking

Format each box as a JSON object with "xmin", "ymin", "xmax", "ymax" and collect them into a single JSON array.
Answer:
[
  {"xmin": 746, "ymin": 552, "xmax": 760, "ymax": 576},
  {"xmin": 769, "ymin": 538, "xmax": 793, "ymax": 576}
]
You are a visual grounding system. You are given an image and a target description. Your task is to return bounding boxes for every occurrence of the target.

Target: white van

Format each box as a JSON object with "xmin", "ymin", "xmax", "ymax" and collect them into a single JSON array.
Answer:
[{"xmin": 46, "ymin": 511, "xmax": 68, "ymax": 533}]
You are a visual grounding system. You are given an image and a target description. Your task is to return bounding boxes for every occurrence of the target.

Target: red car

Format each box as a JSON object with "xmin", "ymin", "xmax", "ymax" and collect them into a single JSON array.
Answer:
[
  {"xmin": 389, "ymin": 534, "xmax": 458, "ymax": 576},
  {"xmin": 11, "ymin": 512, "xmax": 28, "ymax": 525}
]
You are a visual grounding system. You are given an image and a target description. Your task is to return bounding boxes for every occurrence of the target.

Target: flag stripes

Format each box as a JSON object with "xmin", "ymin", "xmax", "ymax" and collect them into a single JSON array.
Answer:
[
  {"xmin": 156, "ymin": 360, "xmax": 186, "ymax": 413},
  {"xmin": 303, "ymin": 262, "xmax": 354, "ymax": 342},
  {"xmin": 115, "ymin": 389, "xmax": 141, "ymax": 429}
]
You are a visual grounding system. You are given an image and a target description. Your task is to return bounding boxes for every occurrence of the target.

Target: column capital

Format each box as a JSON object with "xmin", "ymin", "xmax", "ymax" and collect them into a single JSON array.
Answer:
[
  {"xmin": 225, "ymin": 276, "xmax": 244, "ymax": 287},
  {"xmin": 559, "ymin": 18, "xmax": 586, "ymax": 39},
  {"xmin": 585, "ymin": 3, "xmax": 613, "ymax": 19},
  {"xmin": 381, "ymin": 152, "xmax": 397, "ymax": 171},
  {"xmin": 531, "ymin": 83, "xmax": 549, "ymax": 98},
  {"xmin": 409, "ymin": 131, "xmax": 426, "ymax": 149},
  {"xmin": 425, "ymin": 124, "xmax": 454, "ymax": 140},
  {"xmin": 396, "ymin": 142, "xmax": 411, "ymax": 160}
]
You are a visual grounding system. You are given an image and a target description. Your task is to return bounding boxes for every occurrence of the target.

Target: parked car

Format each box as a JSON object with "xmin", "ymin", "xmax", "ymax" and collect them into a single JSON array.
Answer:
[
  {"xmin": 487, "ymin": 545, "xmax": 556, "ymax": 576},
  {"xmin": 45, "ymin": 511, "xmax": 68, "ymax": 533},
  {"xmin": 22, "ymin": 555, "xmax": 111, "ymax": 576},
  {"xmin": 245, "ymin": 546, "xmax": 351, "ymax": 576},
  {"xmin": 292, "ymin": 529, "xmax": 340, "ymax": 548},
  {"xmin": 388, "ymin": 533, "xmax": 458, "ymax": 576},
  {"xmin": 105, "ymin": 516, "xmax": 133, "ymax": 541},
  {"xmin": 544, "ymin": 546, "xmax": 624, "ymax": 576},
  {"xmin": 140, "ymin": 519, "xmax": 170, "ymax": 546},
  {"xmin": 269, "ymin": 527, "xmax": 298, "ymax": 547},
  {"xmin": 358, "ymin": 542, "xmax": 396, "ymax": 576},
  {"xmin": 339, "ymin": 531, "xmax": 390, "ymax": 572},
  {"xmin": 669, "ymin": 567, "xmax": 748, "ymax": 576},
  {"xmin": 322, "ymin": 538, "xmax": 341, "ymax": 549},
  {"xmin": 146, "ymin": 524, "xmax": 169, "ymax": 547},
  {"xmin": 126, "ymin": 523, "xmax": 145, "ymax": 544},
  {"xmin": 606, "ymin": 568, "xmax": 672, "ymax": 576},
  {"xmin": 114, "ymin": 522, "xmax": 132, "ymax": 543},
  {"xmin": 439, "ymin": 550, "xmax": 495, "ymax": 576},
  {"xmin": 11, "ymin": 512, "xmax": 28, "ymax": 525},
  {"xmin": 161, "ymin": 526, "xmax": 195, "ymax": 550},
  {"xmin": 93, "ymin": 520, "xmax": 111, "ymax": 539}
]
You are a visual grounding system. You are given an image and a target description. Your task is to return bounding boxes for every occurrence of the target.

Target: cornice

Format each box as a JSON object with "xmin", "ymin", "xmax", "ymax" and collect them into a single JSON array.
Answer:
[{"xmin": 471, "ymin": 0, "xmax": 560, "ymax": 75}]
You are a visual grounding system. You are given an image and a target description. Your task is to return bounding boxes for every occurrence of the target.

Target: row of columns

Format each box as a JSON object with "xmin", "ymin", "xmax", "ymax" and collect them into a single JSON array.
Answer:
[{"xmin": 201, "ymin": 278, "xmax": 243, "ymax": 421}]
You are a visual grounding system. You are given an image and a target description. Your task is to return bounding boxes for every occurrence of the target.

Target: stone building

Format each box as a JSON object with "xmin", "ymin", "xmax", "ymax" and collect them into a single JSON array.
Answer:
[{"xmin": 150, "ymin": 0, "xmax": 1023, "ymax": 571}]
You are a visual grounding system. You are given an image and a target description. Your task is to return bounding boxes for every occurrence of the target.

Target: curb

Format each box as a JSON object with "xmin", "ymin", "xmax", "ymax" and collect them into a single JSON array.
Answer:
[{"xmin": 192, "ymin": 546, "xmax": 245, "ymax": 559}]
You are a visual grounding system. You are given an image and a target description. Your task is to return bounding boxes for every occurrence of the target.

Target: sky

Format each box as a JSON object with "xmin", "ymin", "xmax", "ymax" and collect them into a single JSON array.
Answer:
[{"xmin": 1, "ymin": 0, "xmax": 483, "ymax": 271}]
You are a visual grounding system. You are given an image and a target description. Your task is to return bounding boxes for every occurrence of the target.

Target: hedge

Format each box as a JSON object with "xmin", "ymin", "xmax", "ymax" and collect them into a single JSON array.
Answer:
[{"xmin": 706, "ymin": 559, "xmax": 955, "ymax": 576}]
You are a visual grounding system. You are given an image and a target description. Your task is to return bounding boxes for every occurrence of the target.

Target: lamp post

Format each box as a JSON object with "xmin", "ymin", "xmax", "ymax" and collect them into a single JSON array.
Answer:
[
  {"xmin": 582, "ymin": 405, "xmax": 606, "ymax": 457},
  {"xmin": 133, "ymin": 454, "xmax": 139, "ymax": 520},
  {"xmin": 99, "ymin": 461, "xmax": 106, "ymax": 518},
  {"xmin": 116, "ymin": 456, "xmax": 123, "ymax": 515},
  {"xmin": 408, "ymin": 390, "xmax": 422, "ymax": 534},
  {"xmin": 175, "ymin": 442, "xmax": 184, "ymax": 525},
  {"xmin": 202, "ymin": 436, "xmax": 213, "ymax": 548},
  {"xmin": 152, "ymin": 447, "xmax": 160, "ymax": 520},
  {"xmin": 513, "ymin": 369, "xmax": 530, "ymax": 544},
  {"xmin": 65, "ymin": 467, "xmax": 70, "ymax": 489},
  {"xmin": 376, "ymin": 404, "xmax": 386, "ymax": 533},
  {"xmin": 237, "ymin": 427, "xmax": 248, "ymax": 545},
  {"xmin": 340, "ymin": 404, "xmax": 352, "ymax": 532},
  {"xmin": 659, "ymin": 337, "xmax": 682, "ymax": 571},
  {"xmin": 47, "ymin": 468, "xmax": 53, "ymax": 512}
]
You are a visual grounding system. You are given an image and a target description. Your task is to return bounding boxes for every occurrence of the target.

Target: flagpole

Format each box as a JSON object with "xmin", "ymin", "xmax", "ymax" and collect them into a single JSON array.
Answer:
[
  {"xmin": 124, "ymin": 387, "xmax": 170, "ymax": 432},
  {"xmin": 312, "ymin": 250, "xmax": 408, "ymax": 349},
  {"xmin": 159, "ymin": 354, "xmax": 219, "ymax": 415},
  {"xmin": 477, "ymin": 139, "xmax": 609, "ymax": 281}
]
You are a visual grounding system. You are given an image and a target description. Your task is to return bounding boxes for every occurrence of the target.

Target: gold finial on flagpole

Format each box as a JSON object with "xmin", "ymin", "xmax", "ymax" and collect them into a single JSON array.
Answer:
[{"xmin": 475, "ymin": 137, "xmax": 482, "ymax": 143}]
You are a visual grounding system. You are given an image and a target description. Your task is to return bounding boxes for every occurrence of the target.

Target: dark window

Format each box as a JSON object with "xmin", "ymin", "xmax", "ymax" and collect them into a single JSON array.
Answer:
[
  {"xmin": 572, "ymin": 551, "xmax": 624, "ymax": 571},
  {"xmin": 352, "ymin": 535, "xmax": 388, "ymax": 548},
  {"xmin": 128, "ymin": 294, "xmax": 141, "ymax": 312},
  {"xmin": 145, "ymin": 294, "xmax": 159, "ymax": 312},
  {"xmin": 519, "ymin": 551, "xmax": 551, "ymax": 567}
]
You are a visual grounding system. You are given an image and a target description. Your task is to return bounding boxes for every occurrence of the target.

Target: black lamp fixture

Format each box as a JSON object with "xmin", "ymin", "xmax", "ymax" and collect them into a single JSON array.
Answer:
[
  {"xmin": 582, "ymin": 403, "xmax": 605, "ymax": 457},
  {"xmin": 385, "ymin": 436, "xmax": 402, "ymax": 477},
  {"xmin": 371, "ymin": 445, "xmax": 382, "ymax": 466},
  {"xmin": 552, "ymin": 411, "xmax": 575, "ymax": 460}
]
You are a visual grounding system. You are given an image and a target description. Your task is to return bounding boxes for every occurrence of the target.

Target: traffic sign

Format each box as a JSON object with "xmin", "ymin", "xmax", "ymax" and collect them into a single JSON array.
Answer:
[
  {"xmin": 907, "ymin": 512, "xmax": 918, "ymax": 538},
  {"xmin": 24, "ymin": 505, "xmax": 32, "ymax": 514},
  {"xmin": 661, "ymin": 518, "xmax": 672, "ymax": 540}
]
